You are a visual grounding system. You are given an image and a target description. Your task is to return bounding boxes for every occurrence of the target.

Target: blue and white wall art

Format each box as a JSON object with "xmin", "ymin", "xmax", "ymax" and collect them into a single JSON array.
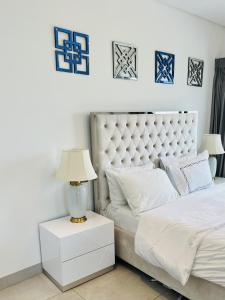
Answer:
[
  {"xmin": 54, "ymin": 27, "xmax": 89, "ymax": 75},
  {"xmin": 155, "ymin": 50, "xmax": 175, "ymax": 84}
]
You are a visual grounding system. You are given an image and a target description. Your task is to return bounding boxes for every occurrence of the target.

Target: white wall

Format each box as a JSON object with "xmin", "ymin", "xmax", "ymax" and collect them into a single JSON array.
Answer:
[{"xmin": 0, "ymin": 0, "xmax": 225, "ymax": 278}]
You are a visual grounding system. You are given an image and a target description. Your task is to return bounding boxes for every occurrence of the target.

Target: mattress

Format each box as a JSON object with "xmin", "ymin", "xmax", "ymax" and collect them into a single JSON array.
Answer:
[
  {"xmin": 105, "ymin": 204, "xmax": 139, "ymax": 234},
  {"xmin": 106, "ymin": 184, "xmax": 225, "ymax": 287}
]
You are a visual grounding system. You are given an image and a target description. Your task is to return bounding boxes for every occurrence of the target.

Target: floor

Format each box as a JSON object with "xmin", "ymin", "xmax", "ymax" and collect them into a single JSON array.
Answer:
[{"xmin": 0, "ymin": 261, "xmax": 187, "ymax": 300}]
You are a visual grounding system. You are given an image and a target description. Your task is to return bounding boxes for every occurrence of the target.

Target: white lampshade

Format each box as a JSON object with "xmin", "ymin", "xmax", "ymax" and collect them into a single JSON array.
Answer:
[
  {"xmin": 200, "ymin": 134, "xmax": 225, "ymax": 155},
  {"xmin": 56, "ymin": 149, "xmax": 97, "ymax": 182}
]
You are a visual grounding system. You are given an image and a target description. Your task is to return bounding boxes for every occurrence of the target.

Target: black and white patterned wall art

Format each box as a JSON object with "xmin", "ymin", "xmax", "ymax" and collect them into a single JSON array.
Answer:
[
  {"xmin": 187, "ymin": 57, "xmax": 204, "ymax": 87},
  {"xmin": 112, "ymin": 41, "xmax": 138, "ymax": 80}
]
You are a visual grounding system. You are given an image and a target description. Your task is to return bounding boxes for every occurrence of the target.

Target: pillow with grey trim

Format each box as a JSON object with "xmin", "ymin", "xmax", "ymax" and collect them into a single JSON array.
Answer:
[
  {"xmin": 181, "ymin": 159, "xmax": 212, "ymax": 193},
  {"xmin": 161, "ymin": 151, "xmax": 212, "ymax": 195}
]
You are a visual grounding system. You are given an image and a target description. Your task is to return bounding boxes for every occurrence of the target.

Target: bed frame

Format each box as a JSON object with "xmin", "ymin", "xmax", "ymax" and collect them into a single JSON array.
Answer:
[{"xmin": 90, "ymin": 112, "xmax": 225, "ymax": 300}]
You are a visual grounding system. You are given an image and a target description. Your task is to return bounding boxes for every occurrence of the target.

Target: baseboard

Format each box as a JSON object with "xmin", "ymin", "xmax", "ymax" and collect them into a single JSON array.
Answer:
[
  {"xmin": 43, "ymin": 265, "xmax": 114, "ymax": 292},
  {"xmin": 0, "ymin": 263, "xmax": 42, "ymax": 291}
]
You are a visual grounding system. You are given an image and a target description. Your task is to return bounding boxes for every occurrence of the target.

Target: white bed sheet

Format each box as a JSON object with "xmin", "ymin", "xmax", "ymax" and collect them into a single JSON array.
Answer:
[{"xmin": 106, "ymin": 184, "xmax": 225, "ymax": 287}]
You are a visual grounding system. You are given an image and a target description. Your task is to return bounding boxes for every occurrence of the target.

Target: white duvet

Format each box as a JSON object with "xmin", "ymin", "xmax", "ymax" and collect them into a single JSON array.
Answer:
[{"xmin": 135, "ymin": 183, "xmax": 225, "ymax": 287}]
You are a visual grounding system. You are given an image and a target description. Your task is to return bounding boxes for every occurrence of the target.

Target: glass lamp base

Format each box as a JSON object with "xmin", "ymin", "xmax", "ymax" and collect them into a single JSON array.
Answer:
[
  {"xmin": 67, "ymin": 182, "xmax": 87, "ymax": 223},
  {"xmin": 70, "ymin": 216, "xmax": 87, "ymax": 223},
  {"xmin": 209, "ymin": 156, "xmax": 217, "ymax": 179}
]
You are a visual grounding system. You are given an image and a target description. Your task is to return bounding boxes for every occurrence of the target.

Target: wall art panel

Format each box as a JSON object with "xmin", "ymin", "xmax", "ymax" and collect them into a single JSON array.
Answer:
[
  {"xmin": 155, "ymin": 50, "xmax": 175, "ymax": 84},
  {"xmin": 187, "ymin": 57, "xmax": 204, "ymax": 87},
  {"xmin": 112, "ymin": 41, "xmax": 137, "ymax": 80},
  {"xmin": 54, "ymin": 27, "xmax": 89, "ymax": 75}
]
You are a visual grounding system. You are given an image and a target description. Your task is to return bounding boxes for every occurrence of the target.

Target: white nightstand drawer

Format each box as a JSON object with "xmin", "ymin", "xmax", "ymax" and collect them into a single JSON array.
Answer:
[
  {"xmin": 61, "ymin": 221, "xmax": 114, "ymax": 262},
  {"xmin": 62, "ymin": 243, "xmax": 115, "ymax": 285},
  {"xmin": 40, "ymin": 211, "xmax": 114, "ymax": 262},
  {"xmin": 40, "ymin": 211, "xmax": 115, "ymax": 291}
]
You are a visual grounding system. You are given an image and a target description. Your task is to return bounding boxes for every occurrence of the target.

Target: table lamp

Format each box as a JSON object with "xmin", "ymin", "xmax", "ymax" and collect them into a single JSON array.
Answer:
[
  {"xmin": 200, "ymin": 134, "xmax": 225, "ymax": 178},
  {"xmin": 56, "ymin": 149, "xmax": 97, "ymax": 223}
]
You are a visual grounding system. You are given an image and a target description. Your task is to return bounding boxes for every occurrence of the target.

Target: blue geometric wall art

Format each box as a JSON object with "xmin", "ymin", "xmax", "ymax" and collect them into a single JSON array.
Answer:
[
  {"xmin": 54, "ymin": 27, "xmax": 89, "ymax": 75},
  {"xmin": 155, "ymin": 51, "xmax": 175, "ymax": 84}
]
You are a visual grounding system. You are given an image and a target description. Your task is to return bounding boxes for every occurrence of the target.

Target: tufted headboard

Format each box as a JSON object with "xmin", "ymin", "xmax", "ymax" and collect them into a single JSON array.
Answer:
[{"xmin": 90, "ymin": 112, "xmax": 198, "ymax": 214}]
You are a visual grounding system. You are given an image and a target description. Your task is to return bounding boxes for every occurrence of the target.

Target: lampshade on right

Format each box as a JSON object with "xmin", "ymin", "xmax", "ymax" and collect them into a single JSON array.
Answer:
[
  {"xmin": 200, "ymin": 134, "xmax": 224, "ymax": 179},
  {"xmin": 200, "ymin": 134, "xmax": 225, "ymax": 155}
]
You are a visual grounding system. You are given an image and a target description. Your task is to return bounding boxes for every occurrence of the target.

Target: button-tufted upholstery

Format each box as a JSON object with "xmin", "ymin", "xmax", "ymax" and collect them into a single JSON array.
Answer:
[{"xmin": 90, "ymin": 112, "xmax": 198, "ymax": 214}]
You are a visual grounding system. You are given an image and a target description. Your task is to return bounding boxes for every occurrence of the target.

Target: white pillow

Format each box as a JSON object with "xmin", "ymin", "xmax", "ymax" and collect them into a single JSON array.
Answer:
[
  {"xmin": 116, "ymin": 168, "xmax": 179, "ymax": 216},
  {"xmin": 182, "ymin": 159, "xmax": 212, "ymax": 192},
  {"xmin": 160, "ymin": 153, "xmax": 195, "ymax": 170},
  {"xmin": 161, "ymin": 151, "xmax": 212, "ymax": 195},
  {"xmin": 105, "ymin": 162, "xmax": 154, "ymax": 208}
]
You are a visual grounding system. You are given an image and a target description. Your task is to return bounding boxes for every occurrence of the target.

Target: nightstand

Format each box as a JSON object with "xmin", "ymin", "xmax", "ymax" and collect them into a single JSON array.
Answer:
[
  {"xmin": 39, "ymin": 211, "xmax": 115, "ymax": 291},
  {"xmin": 214, "ymin": 177, "xmax": 225, "ymax": 185}
]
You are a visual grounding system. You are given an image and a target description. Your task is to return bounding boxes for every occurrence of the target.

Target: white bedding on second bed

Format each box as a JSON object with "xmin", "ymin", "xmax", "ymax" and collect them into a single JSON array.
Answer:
[{"xmin": 106, "ymin": 183, "xmax": 225, "ymax": 287}]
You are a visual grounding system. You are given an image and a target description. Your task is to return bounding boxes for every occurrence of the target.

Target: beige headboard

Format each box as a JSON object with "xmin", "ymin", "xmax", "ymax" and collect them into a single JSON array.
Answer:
[{"xmin": 90, "ymin": 112, "xmax": 198, "ymax": 214}]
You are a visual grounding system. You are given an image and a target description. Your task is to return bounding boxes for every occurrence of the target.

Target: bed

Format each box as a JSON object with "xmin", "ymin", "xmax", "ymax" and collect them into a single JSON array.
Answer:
[{"xmin": 90, "ymin": 111, "xmax": 225, "ymax": 300}]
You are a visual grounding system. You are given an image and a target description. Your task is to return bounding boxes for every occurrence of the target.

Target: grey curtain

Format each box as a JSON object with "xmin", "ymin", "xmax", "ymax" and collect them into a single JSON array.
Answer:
[{"xmin": 210, "ymin": 58, "xmax": 225, "ymax": 177}]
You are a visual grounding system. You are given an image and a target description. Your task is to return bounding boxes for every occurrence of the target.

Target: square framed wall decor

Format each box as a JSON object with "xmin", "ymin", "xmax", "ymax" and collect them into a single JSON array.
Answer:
[
  {"xmin": 112, "ymin": 41, "xmax": 137, "ymax": 80},
  {"xmin": 54, "ymin": 26, "xmax": 90, "ymax": 75}
]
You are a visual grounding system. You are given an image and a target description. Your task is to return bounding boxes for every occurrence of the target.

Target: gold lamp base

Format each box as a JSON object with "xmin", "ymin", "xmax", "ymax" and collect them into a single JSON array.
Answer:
[{"xmin": 70, "ymin": 216, "xmax": 87, "ymax": 223}]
